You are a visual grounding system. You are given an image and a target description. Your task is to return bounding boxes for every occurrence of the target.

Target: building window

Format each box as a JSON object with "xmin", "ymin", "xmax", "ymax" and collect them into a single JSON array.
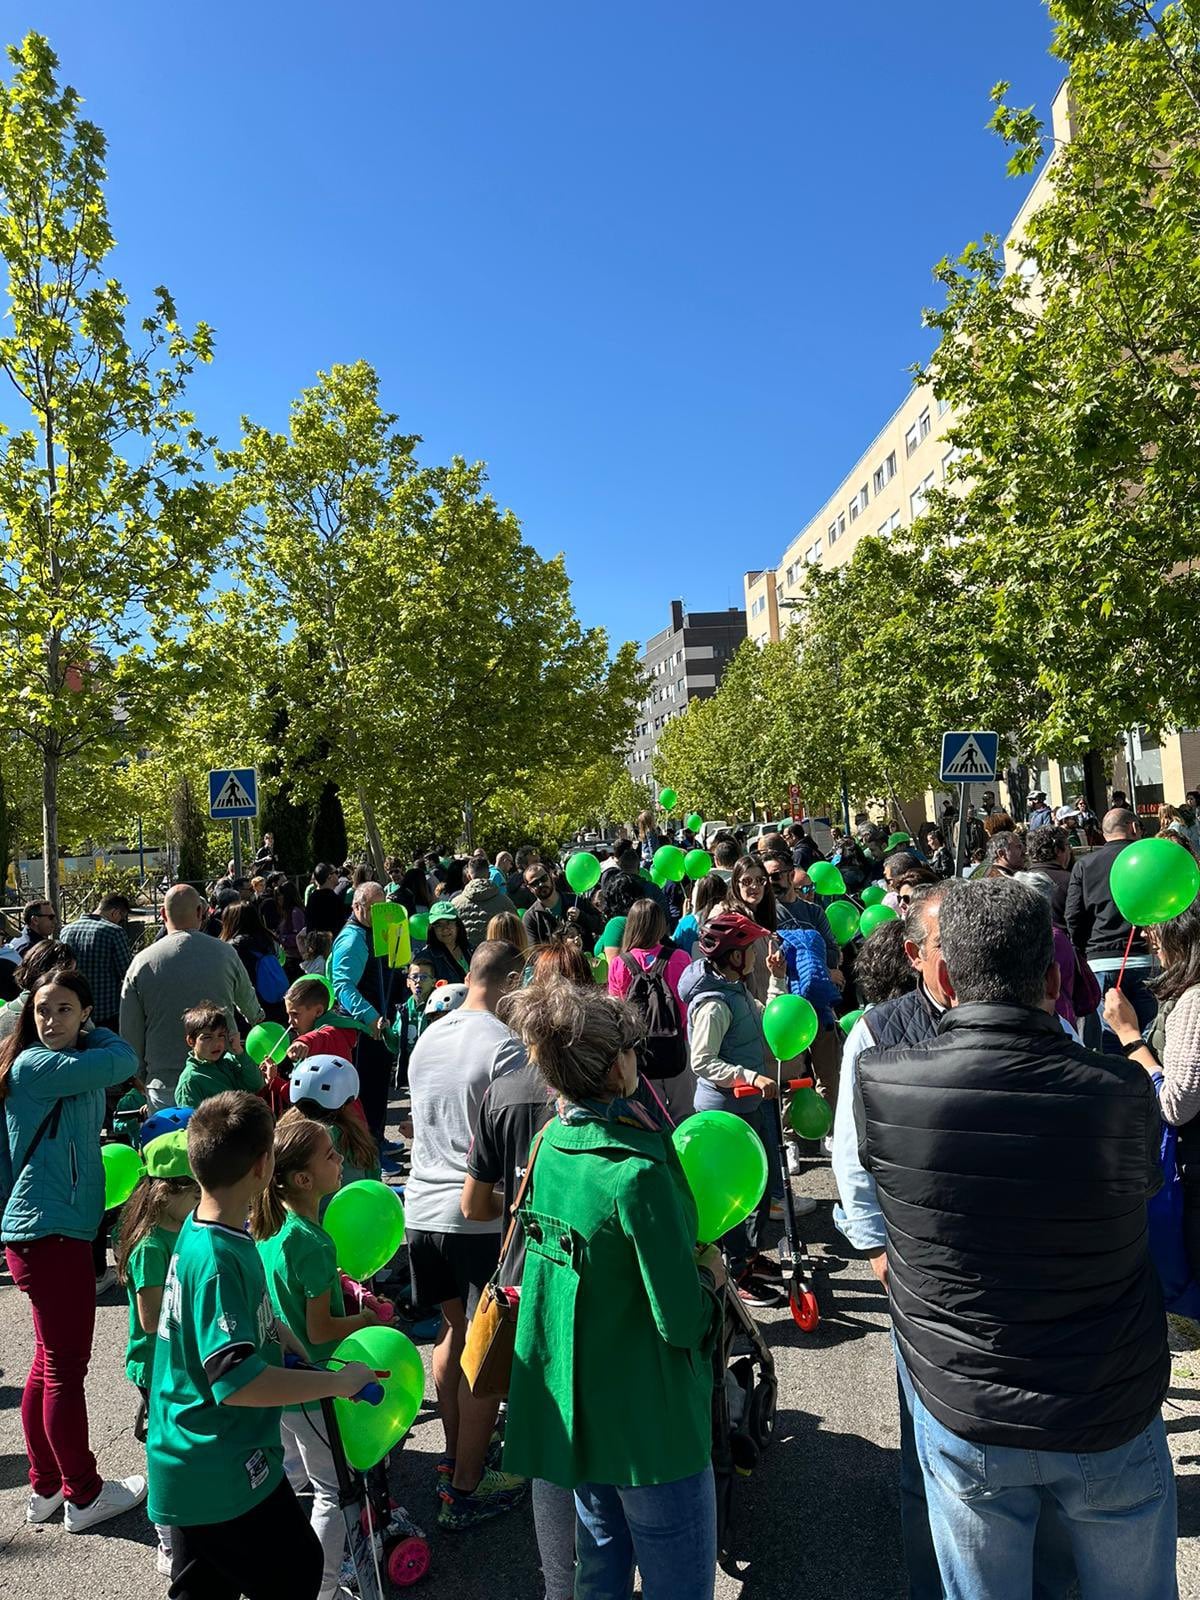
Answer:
[
  {"xmin": 937, "ymin": 395, "xmax": 951, "ymax": 417},
  {"xmin": 858, "ymin": 484, "xmax": 869, "ymax": 514},
  {"xmin": 941, "ymin": 446, "xmax": 961, "ymax": 481},
  {"xmin": 849, "ymin": 498, "xmax": 859, "ymax": 524},
  {"xmin": 873, "ymin": 464, "xmax": 885, "ymax": 496},
  {"xmin": 827, "ymin": 521, "xmax": 838, "ymax": 544},
  {"xmin": 918, "ymin": 407, "xmax": 931, "ymax": 441},
  {"xmin": 909, "ymin": 471, "xmax": 935, "ymax": 518},
  {"xmin": 837, "ymin": 511, "xmax": 846, "ymax": 537},
  {"xmin": 807, "ymin": 541, "xmax": 821, "ymax": 564},
  {"xmin": 785, "ymin": 563, "xmax": 797, "ymax": 585},
  {"xmin": 904, "ymin": 424, "xmax": 918, "ymax": 458},
  {"xmin": 877, "ymin": 517, "xmax": 889, "ymax": 536},
  {"xmin": 890, "ymin": 509, "xmax": 901, "ymax": 531},
  {"xmin": 886, "ymin": 450, "xmax": 896, "ymax": 480}
]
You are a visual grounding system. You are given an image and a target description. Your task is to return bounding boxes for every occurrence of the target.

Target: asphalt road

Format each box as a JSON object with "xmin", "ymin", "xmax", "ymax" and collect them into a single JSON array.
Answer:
[{"xmin": 2, "ymin": 1146, "xmax": 1199, "ymax": 1599}]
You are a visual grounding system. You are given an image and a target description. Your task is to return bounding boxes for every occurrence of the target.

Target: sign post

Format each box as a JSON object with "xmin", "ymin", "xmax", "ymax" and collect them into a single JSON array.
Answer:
[
  {"xmin": 209, "ymin": 768, "xmax": 259, "ymax": 881},
  {"xmin": 939, "ymin": 732, "xmax": 999, "ymax": 877}
]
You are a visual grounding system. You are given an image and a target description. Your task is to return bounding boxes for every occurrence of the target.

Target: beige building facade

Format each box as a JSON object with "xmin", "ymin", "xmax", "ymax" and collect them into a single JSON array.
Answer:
[{"xmin": 744, "ymin": 83, "xmax": 1200, "ymax": 817}]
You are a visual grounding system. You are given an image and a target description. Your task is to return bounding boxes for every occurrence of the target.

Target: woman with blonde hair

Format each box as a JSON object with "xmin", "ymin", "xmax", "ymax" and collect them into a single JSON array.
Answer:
[
  {"xmin": 485, "ymin": 910, "xmax": 528, "ymax": 953},
  {"xmin": 503, "ymin": 978, "xmax": 723, "ymax": 1599}
]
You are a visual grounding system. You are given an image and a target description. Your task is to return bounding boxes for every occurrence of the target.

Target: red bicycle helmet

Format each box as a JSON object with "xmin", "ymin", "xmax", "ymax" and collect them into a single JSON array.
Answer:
[{"xmin": 698, "ymin": 910, "xmax": 771, "ymax": 960}]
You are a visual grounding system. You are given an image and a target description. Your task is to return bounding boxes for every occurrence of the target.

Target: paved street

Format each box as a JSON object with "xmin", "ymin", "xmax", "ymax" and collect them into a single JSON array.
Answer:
[{"xmin": 2, "ymin": 1145, "xmax": 1199, "ymax": 1599}]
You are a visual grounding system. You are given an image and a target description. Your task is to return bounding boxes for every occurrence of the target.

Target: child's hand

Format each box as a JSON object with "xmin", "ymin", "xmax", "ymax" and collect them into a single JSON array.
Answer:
[
  {"xmin": 332, "ymin": 1361, "xmax": 382, "ymax": 1398},
  {"xmin": 359, "ymin": 1306, "xmax": 380, "ymax": 1328},
  {"xmin": 287, "ymin": 1040, "xmax": 309, "ymax": 1062},
  {"xmin": 766, "ymin": 947, "xmax": 787, "ymax": 981}
]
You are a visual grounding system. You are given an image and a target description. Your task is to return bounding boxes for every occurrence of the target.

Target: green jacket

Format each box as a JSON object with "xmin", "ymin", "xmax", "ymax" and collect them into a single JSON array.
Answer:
[
  {"xmin": 175, "ymin": 1051, "xmax": 262, "ymax": 1109},
  {"xmin": 503, "ymin": 1115, "xmax": 721, "ymax": 1490}
]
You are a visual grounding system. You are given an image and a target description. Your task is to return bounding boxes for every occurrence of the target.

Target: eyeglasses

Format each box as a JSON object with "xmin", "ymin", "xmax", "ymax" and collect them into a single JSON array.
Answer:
[
  {"xmin": 528, "ymin": 875, "xmax": 551, "ymax": 889},
  {"xmin": 796, "ymin": 884, "xmax": 815, "ymax": 898},
  {"xmin": 765, "ymin": 870, "xmax": 788, "ymax": 884},
  {"xmin": 897, "ymin": 892, "xmax": 915, "ymax": 907}
]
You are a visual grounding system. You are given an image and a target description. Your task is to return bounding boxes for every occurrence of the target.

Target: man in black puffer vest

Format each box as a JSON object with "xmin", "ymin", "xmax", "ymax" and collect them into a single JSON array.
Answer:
[{"xmin": 858, "ymin": 876, "xmax": 1174, "ymax": 1598}]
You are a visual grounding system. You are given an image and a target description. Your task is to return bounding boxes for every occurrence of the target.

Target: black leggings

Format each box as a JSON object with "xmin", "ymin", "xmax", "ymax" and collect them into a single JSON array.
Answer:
[{"xmin": 170, "ymin": 1477, "xmax": 322, "ymax": 1600}]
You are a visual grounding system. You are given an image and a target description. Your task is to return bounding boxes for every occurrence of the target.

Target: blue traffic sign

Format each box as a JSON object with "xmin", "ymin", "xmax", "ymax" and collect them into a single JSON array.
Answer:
[
  {"xmin": 209, "ymin": 767, "xmax": 259, "ymax": 819},
  {"xmin": 939, "ymin": 731, "xmax": 999, "ymax": 784}
]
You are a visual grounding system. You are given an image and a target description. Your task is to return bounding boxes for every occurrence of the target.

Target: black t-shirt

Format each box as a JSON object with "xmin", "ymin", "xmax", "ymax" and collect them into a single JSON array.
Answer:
[
  {"xmin": 466, "ymin": 1057, "xmax": 554, "ymax": 1283},
  {"xmin": 304, "ymin": 887, "xmax": 349, "ymax": 935}
]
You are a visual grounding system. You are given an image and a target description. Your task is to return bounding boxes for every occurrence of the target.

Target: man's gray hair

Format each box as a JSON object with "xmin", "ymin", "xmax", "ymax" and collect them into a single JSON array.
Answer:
[
  {"xmin": 938, "ymin": 877, "xmax": 1053, "ymax": 1008},
  {"xmin": 904, "ymin": 882, "xmax": 946, "ymax": 952}
]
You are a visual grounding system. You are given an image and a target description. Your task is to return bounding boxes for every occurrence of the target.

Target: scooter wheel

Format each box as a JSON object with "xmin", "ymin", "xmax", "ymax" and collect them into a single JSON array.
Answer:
[
  {"xmin": 790, "ymin": 1284, "xmax": 820, "ymax": 1333},
  {"xmin": 388, "ymin": 1536, "xmax": 431, "ymax": 1586}
]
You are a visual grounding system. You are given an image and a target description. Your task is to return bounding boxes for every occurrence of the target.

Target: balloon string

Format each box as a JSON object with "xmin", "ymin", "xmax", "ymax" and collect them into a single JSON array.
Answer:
[
  {"xmin": 642, "ymin": 1074, "xmax": 676, "ymax": 1129},
  {"xmin": 1115, "ymin": 924, "xmax": 1138, "ymax": 991}
]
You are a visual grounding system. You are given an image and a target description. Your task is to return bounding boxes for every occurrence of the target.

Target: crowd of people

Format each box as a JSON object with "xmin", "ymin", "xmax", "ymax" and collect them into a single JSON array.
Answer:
[{"xmin": 0, "ymin": 789, "xmax": 1195, "ymax": 1597}]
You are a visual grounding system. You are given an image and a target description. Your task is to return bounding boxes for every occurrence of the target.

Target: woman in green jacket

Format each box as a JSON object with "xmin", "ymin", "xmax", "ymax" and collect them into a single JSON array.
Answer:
[
  {"xmin": 0, "ymin": 969, "xmax": 147, "ymax": 1532},
  {"xmin": 502, "ymin": 978, "xmax": 724, "ymax": 1600}
]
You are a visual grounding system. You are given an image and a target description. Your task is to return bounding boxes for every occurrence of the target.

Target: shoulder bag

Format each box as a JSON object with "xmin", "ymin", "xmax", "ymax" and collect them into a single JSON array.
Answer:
[{"xmin": 462, "ymin": 1128, "xmax": 546, "ymax": 1398}]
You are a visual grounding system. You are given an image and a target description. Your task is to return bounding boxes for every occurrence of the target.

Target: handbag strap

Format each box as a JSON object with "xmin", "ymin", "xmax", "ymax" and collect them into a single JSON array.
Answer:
[
  {"xmin": 495, "ymin": 1124, "xmax": 548, "ymax": 1269},
  {"xmin": 11, "ymin": 1099, "xmax": 63, "ymax": 1186}
]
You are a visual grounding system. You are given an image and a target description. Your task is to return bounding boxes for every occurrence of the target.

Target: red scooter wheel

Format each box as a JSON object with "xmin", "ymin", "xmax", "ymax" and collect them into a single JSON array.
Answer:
[
  {"xmin": 388, "ymin": 1536, "xmax": 431, "ymax": 1586},
  {"xmin": 790, "ymin": 1284, "xmax": 820, "ymax": 1333}
]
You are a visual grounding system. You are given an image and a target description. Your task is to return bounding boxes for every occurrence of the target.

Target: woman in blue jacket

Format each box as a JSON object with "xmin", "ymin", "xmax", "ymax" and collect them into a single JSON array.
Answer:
[{"xmin": 0, "ymin": 969, "xmax": 147, "ymax": 1532}]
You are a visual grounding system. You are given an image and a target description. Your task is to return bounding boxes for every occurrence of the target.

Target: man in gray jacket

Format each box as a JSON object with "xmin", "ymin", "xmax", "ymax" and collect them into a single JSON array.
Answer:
[
  {"xmin": 453, "ymin": 854, "xmax": 516, "ymax": 950},
  {"xmin": 119, "ymin": 885, "xmax": 263, "ymax": 1107}
]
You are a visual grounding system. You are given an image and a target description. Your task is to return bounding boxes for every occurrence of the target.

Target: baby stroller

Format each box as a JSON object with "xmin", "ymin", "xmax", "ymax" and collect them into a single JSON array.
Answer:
[{"xmin": 712, "ymin": 1271, "xmax": 777, "ymax": 1570}]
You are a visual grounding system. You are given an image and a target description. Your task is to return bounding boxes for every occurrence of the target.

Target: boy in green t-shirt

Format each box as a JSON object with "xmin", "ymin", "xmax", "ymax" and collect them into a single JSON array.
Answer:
[
  {"xmin": 175, "ymin": 1004, "xmax": 264, "ymax": 1110},
  {"xmin": 147, "ymin": 1091, "xmax": 376, "ymax": 1597}
]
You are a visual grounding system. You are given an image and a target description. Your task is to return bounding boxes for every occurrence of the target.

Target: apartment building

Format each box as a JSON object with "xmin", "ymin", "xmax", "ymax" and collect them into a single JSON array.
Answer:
[
  {"xmin": 628, "ymin": 600, "xmax": 746, "ymax": 785},
  {"xmin": 742, "ymin": 83, "xmax": 1200, "ymax": 812}
]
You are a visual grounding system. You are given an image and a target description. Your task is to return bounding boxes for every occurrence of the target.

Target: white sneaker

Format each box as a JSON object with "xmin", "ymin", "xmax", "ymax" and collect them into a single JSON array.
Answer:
[
  {"xmin": 26, "ymin": 1488, "xmax": 64, "ymax": 1524},
  {"xmin": 155, "ymin": 1546, "xmax": 173, "ymax": 1577},
  {"xmin": 94, "ymin": 1268, "xmax": 117, "ymax": 1296},
  {"xmin": 821, "ymin": 1135, "xmax": 834, "ymax": 1156},
  {"xmin": 64, "ymin": 1475, "xmax": 147, "ymax": 1532},
  {"xmin": 792, "ymin": 1195, "xmax": 818, "ymax": 1217},
  {"xmin": 786, "ymin": 1145, "xmax": 803, "ymax": 1176}
]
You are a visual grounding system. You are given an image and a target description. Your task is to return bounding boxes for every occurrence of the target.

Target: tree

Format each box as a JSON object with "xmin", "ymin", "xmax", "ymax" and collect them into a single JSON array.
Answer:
[
  {"xmin": 910, "ymin": 0, "xmax": 1200, "ymax": 760},
  {"xmin": 0, "ymin": 35, "xmax": 219, "ymax": 904},
  {"xmin": 220, "ymin": 361, "xmax": 642, "ymax": 872},
  {"xmin": 172, "ymin": 777, "xmax": 209, "ymax": 885},
  {"xmin": 602, "ymin": 767, "xmax": 656, "ymax": 833}
]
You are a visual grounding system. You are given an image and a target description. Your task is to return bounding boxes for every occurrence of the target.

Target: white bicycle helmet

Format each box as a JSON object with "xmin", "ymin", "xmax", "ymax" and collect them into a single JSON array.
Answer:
[
  {"xmin": 289, "ymin": 1054, "xmax": 360, "ymax": 1111},
  {"xmin": 424, "ymin": 982, "xmax": 467, "ymax": 1019}
]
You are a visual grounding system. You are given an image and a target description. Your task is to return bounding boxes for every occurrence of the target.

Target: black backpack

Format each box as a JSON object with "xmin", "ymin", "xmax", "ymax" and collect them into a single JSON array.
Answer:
[{"xmin": 620, "ymin": 953, "xmax": 686, "ymax": 1079}]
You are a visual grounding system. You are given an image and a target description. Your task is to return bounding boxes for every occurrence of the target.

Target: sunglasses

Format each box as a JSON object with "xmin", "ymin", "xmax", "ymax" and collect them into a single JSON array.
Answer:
[
  {"xmin": 528, "ymin": 875, "xmax": 551, "ymax": 889},
  {"xmin": 797, "ymin": 884, "xmax": 815, "ymax": 897}
]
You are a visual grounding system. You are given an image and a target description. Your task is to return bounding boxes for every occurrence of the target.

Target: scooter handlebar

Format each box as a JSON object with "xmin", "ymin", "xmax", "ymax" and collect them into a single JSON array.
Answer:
[{"xmin": 732, "ymin": 1083, "xmax": 760, "ymax": 1098}]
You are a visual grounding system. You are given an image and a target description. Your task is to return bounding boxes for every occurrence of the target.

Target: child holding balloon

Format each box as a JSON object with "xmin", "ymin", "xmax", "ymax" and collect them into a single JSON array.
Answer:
[
  {"xmin": 147, "ymin": 1091, "xmax": 377, "ymax": 1599},
  {"xmin": 251, "ymin": 1114, "xmax": 386, "ymax": 1600},
  {"xmin": 175, "ymin": 1004, "xmax": 265, "ymax": 1109},
  {"xmin": 116, "ymin": 1128, "xmax": 200, "ymax": 1575}
]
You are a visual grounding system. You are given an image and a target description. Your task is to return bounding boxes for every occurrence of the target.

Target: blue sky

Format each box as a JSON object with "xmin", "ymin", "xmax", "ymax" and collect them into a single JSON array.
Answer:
[{"xmin": 18, "ymin": 1, "xmax": 1062, "ymax": 653}]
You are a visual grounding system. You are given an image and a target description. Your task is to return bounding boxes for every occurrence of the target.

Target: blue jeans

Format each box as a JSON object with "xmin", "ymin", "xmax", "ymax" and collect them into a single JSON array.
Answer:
[
  {"xmin": 1096, "ymin": 968, "xmax": 1157, "ymax": 1055},
  {"xmin": 911, "ymin": 1384, "xmax": 1177, "ymax": 1600},
  {"xmin": 574, "ymin": 1465, "xmax": 716, "ymax": 1600},
  {"xmin": 894, "ymin": 1340, "xmax": 1076, "ymax": 1600},
  {"xmin": 693, "ymin": 1081, "xmax": 770, "ymax": 1271}
]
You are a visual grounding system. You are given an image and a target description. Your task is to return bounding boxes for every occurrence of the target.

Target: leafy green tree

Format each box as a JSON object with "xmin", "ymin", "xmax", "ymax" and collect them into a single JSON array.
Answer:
[
  {"xmin": 911, "ymin": 0, "xmax": 1200, "ymax": 761},
  {"xmin": 220, "ymin": 361, "xmax": 641, "ymax": 872},
  {"xmin": 0, "ymin": 35, "xmax": 219, "ymax": 904}
]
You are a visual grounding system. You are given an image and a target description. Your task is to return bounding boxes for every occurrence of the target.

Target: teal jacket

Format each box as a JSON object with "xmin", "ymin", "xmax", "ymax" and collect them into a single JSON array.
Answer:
[
  {"xmin": 1, "ymin": 1027, "xmax": 139, "ymax": 1244},
  {"xmin": 331, "ymin": 916, "xmax": 381, "ymax": 1030}
]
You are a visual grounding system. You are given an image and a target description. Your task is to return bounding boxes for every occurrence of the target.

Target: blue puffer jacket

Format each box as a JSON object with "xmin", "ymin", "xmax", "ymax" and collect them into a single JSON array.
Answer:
[
  {"xmin": 777, "ymin": 927, "xmax": 841, "ymax": 1028},
  {"xmin": 1, "ymin": 1027, "xmax": 139, "ymax": 1244}
]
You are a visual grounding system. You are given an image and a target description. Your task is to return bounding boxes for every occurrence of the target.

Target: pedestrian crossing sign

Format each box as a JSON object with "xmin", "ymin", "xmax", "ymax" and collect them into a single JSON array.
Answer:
[
  {"xmin": 208, "ymin": 767, "xmax": 259, "ymax": 819},
  {"xmin": 939, "ymin": 732, "xmax": 999, "ymax": 784}
]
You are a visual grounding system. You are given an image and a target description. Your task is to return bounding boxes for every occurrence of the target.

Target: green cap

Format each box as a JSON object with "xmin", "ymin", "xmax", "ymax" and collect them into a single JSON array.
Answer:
[
  {"xmin": 428, "ymin": 900, "xmax": 458, "ymax": 925},
  {"xmin": 144, "ymin": 1129, "xmax": 193, "ymax": 1181}
]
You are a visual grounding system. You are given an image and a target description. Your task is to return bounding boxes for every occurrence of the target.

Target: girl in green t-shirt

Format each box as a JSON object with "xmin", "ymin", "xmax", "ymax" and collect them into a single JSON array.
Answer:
[
  {"xmin": 250, "ymin": 1117, "xmax": 383, "ymax": 1600},
  {"xmin": 115, "ymin": 1132, "xmax": 200, "ymax": 1578}
]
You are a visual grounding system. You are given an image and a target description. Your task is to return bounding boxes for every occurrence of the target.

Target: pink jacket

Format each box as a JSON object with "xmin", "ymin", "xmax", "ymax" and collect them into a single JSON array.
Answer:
[{"xmin": 608, "ymin": 944, "xmax": 691, "ymax": 1022}]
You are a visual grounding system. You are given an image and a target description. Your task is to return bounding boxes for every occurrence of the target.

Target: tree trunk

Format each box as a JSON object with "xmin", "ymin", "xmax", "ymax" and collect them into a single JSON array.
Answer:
[
  {"xmin": 357, "ymin": 785, "xmax": 386, "ymax": 879},
  {"xmin": 42, "ymin": 743, "xmax": 60, "ymax": 910}
]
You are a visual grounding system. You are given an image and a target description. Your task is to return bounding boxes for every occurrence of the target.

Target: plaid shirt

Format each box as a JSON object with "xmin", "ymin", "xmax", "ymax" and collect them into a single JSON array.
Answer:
[{"xmin": 61, "ymin": 913, "xmax": 133, "ymax": 1023}]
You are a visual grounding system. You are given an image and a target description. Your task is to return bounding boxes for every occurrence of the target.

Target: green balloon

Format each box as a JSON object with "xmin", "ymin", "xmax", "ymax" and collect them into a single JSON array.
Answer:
[
  {"xmin": 658, "ymin": 787, "xmax": 678, "ymax": 810},
  {"xmin": 102, "ymin": 1142, "xmax": 144, "ymax": 1210},
  {"xmin": 887, "ymin": 831, "xmax": 912, "ymax": 848},
  {"xmin": 826, "ymin": 901, "xmax": 861, "ymax": 945},
  {"xmin": 590, "ymin": 953, "xmax": 609, "ymax": 985},
  {"xmin": 808, "ymin": 861, "xmax": 846, "ymax": 897},
  {"xmin": 650, "ymin": 861, "xmax": 668, "ymax": 886},
  {"xmin": 763, "ymin": 994, "xmax": 819, "ymax": 1059},
  {"xmin": 324, "ymin": 1180, "xmax": 407, "ymax": 1281},
  {"xmin": 685, "ymin": 812, "xmax": 704, "ymax": 833},
  {"xmin": 861, "ymin": 883, "xmax": 887, "ymax": 907},
  {"xmin": 672, "ymin": 1110, "xmax": 769, "ymax": 1243},
  {"xmin": 246, "ymin": 1021, "xmax": 288, "ymax": 1067},
  {"xmin": 788, "ymin": 1086, "xmax": 833, "ymax": 1141},
  {"xmin": 409, "ymin": 912, "xmax": 430, "ymax": 943},
  {"xmin": 860, "ymin": 903, "xmax": 899, "ymax": 937},
  {"xmin": 565, "ymin": 851, "xmax": 601, "ymax": 893},
  {"xmin": 653, "ymin": 844, "xmax": 687, "ymax": 883},
  {"xmin": 332, "ymin": 1325, "xmax": 425, "ymax": 1470},
  {"xmin": 1109, "ymin": 837, "xmax": 1200, "ymax": 927},
  {"xmin": 839, "ymin": 1007, "xmax": 866, "ymax": 1036},
  {"xmin": 684, "ymin": 848, "xmax": 713, "ymax": 879}
]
